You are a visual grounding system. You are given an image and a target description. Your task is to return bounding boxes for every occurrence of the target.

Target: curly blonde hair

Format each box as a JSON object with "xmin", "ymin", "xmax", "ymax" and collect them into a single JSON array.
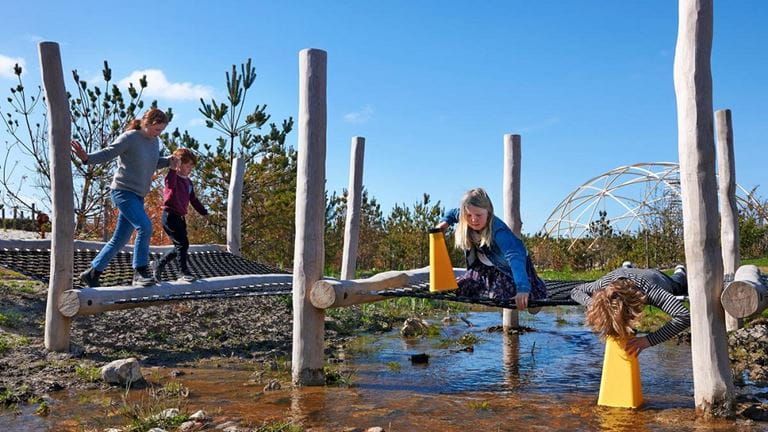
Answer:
[{"xmin": 585, "ymin": 278, "xmax": 647, "ymax": 341}]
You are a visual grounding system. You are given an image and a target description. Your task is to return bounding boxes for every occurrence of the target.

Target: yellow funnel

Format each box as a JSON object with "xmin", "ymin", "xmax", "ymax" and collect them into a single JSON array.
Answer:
[
  {"xmin": 597, "ymin": 337, "xmax": 643, "ymax": 408},
  {"xmin": 429, "ymin": 229, "xmax": 458, "ymax": 292}
]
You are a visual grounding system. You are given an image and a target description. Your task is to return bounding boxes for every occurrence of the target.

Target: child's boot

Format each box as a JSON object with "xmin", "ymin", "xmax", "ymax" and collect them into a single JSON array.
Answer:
[
  {"xmin": 79, "ymin": 267, "xmax": 102, "ymax": 287},
  {"xmin": 133, "ymin": 265, "xmax": 156, "ymax": 287}
]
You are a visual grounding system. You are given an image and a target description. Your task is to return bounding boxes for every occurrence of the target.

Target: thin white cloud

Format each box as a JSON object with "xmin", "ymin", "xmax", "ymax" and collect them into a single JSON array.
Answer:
[
  {"xmin": 118, "ymin": 69, "xmax": 214, "ymax": 101},
  {"xmin": 25, "ymin": 34, "xmax": 44, "ymax": 44},
  {"xmin": 343, "ymin": 104, "xmax": 374, "ymax": 124},
  {"xmin": 0, "ymin": 54, "xmax": 25, "ymax": 79}
]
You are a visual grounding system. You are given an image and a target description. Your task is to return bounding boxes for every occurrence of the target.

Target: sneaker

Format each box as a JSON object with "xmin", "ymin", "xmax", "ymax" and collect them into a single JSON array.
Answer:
[
  {"xmin": 177, "ymin": 272, "xmax": 197, "ymax": 283},
  {"xmin": 78, "ymin": 267, "xmax": 101, "ymax": 288},
  {"xmin": 133, "ymin": 265, "xmax": 156, "ymax": 287},
  {"xmin": 622, "ymin": 261, "xmax": 634, "ymax": 268},
  {"xmin": 674, "ymin": 265, "xmax": 686, "ymax": 275},
  {"xmin": 151, "ymin": 260, "xmax": 163, "ymax": 283}
]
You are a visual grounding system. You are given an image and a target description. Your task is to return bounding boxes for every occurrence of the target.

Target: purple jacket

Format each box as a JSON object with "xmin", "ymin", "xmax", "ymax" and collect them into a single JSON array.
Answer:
[{"xmin": 162, "ymin": 170, "xmax": 208, "ymax": 217}]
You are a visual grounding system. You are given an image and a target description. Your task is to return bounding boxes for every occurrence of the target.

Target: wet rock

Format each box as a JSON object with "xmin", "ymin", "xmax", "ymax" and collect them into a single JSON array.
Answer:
[
  {"xmin": 104, "ymin": 429, "xmax": 121, "ymax": 432},
  {"xmin": 179, "ymin": 420, "xmax": 205, "ymax": 432},
  {"xmin": 400, "ymin": 317, "xmax": 429, "ymax": 337},
  {"xmin": 147, "ymin": 428, "xmax": 168, "ymax": 432},
  {"xmin": 101, "ymin": 358, "xmax": 143, "ymax": 386},
  {"xmin": 366, "ymin": 427, "xmax": 386, "ymax": 432},
  {"xmin": 152, "ymin": 408, "xmax": 180, "ymax": 421},
  {"xmin": 189, "ymin": 409, "xmax": 210, "ymax": 421},
  {"xmin": 729, "ymin": 324, "xmax": 768, "ymax": 385},
  {"xmin": 170, "ymin": 369, "xmax": 185, "ymax": 377},
  {"xmin": 739, "ymin": 403, "xmax": 768, "ymax": 422},
  {"xmin": 442, "ymin": 315, "xmax": 456, "ymax": 324},
  {"xmin": 215, "ymin": 420, "xmax": 238, "ymax": 430},
  {"xmin": 410, "ymin": 353, "xmax": 429, "ymax": 364},
  {"xmin": 263, "ymin": 379, "xmax": 281, "ymax": 391}
]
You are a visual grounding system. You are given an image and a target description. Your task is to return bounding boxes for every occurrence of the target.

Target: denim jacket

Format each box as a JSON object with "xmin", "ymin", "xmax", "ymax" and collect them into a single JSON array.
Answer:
[{"xmin": 441, "ymin": 208, "xmax": 532, "ymax": 293}]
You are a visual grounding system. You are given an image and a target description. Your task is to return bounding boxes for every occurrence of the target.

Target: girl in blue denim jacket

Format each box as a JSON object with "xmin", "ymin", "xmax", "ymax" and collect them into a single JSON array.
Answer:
[{"xmin": 436, "ymin": 188, "xmax": 546, "ymax": 309}]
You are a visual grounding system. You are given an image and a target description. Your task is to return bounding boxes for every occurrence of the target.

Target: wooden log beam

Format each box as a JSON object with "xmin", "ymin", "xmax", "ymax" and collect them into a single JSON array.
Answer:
[
  {"xmin": 227, "ymin": 157, "xmax": 245, "ymax": 256},
  {"xmin": 720, "ymin": 265, "xmax": 767, "ymax": 319},
  {"xmin": 40, "ymin": 41, "xmax": 74, "ymax": 352},
  {"xmin": 673, "ymin": 0, "xmax": 734, "ymax": 415},
  {"xmin": 340, "ymin": 136, "xmax": 365, "ymax": 280},
  {"xmin": 311, "ymin": 271, "xmax": 411, "ymax": 309},
  {"xmin": 502, "ymin": 133, "xmax": 521, "ymax": 329},
  {"xmin": 292, "ymin": 48, "xmax": 327, "ymax": 386},
  {"xmin": 57, "ymin": 274, "xmax": 293, "ymax": 317},
  {"xmin": 0, "ymin": 239, "xmax": 225, "ymax": 253}
]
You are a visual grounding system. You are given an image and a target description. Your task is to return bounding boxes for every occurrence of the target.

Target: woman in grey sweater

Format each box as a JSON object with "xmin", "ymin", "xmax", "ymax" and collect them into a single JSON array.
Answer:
[{"xmin": 71, "ymin": 108, "xmax": 178, "ymax": 287}]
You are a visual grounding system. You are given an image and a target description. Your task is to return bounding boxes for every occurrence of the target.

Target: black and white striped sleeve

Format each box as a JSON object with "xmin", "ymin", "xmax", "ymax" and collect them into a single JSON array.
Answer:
[
  {"xmin": 641, "ymin": 285, "xmax": 690, "ymax": 346},
  {"xmin": 570, "ymin": 276, "xmax": 613, "ymax": 307}
]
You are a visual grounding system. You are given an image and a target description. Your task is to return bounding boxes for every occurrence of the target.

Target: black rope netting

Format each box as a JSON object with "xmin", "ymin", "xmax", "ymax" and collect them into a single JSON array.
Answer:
[
  {"xmin": 0, "ymin": 248, "xmax": 286, "ymax": 287},
  {"xmin": 373, "ymin": 277, "xmax": 586, "ymax": 309}
]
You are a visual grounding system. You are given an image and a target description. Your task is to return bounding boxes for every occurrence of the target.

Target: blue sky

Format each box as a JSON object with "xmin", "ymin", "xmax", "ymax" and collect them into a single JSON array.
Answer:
[{"xmin": 1, "ymin": 1, "xmax": 765, "ymax": 234}]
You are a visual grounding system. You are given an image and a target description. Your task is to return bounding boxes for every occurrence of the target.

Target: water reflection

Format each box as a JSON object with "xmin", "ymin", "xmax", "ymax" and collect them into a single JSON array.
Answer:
[{"xmin": 2, "ymin": 307, "xmax": 757, "ymax": 431}]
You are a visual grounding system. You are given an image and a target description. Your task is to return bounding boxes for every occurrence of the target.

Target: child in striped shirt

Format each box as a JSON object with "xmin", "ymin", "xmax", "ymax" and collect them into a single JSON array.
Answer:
[{"xmin": 570, "ymin": 266, "xmax": 689, "ymax": 355}]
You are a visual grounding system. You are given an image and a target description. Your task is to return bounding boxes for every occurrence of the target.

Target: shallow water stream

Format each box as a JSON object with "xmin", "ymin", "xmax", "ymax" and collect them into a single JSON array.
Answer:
[{"xmin": 3, "ymin": 307, "xmax": 766, "ymax": 431}]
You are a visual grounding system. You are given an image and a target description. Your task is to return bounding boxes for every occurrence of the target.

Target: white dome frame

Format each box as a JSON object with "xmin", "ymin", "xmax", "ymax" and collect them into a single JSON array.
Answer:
[{"xmin": 541, "ymin": 162, "xmax": 762, "ymax": 241}]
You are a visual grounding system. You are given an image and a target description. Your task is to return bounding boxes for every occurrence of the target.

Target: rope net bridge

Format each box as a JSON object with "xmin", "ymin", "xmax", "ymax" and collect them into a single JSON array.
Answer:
[{"xmin": 0, "ymin": 246, "xmax": 585, "ymax": 314}]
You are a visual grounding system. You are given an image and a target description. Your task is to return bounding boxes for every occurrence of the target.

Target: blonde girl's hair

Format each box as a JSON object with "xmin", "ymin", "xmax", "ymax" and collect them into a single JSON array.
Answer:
[
  {"xmin": 173, "ymin": 147, "xmax": 198, "ymax": 165},
  {"xmin": 585, "ymin": 278, "xmax": 647, "ymax": 341},
  {"xmin": 454, "ymin": 187, "xmax": 495, "ymax": 251},
  {"xmin": 125, "ymin": 108, "xmax": 169, "ymax": 132}
]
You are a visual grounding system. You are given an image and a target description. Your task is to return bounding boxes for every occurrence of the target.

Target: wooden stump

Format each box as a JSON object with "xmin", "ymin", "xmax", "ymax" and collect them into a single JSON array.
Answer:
[{"xmin": 720, "ymin": 265, "xmax": 767, "ymax": 319}]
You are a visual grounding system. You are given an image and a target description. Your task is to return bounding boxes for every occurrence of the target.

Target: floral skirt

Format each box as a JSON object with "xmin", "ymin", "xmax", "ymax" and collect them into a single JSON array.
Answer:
[{"xmin": 457, "ymin": 261, "xmax": 548, "ymax": 301}]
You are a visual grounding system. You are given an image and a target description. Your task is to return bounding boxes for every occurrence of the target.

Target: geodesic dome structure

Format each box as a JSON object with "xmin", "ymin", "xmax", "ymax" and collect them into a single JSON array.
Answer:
[{"xmin": 541, "ymin": 162, "xmax": 762, "ymax": 241}]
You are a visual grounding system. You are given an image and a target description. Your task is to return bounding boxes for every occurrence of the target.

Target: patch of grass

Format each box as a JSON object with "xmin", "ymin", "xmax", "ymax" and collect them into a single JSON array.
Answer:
[
  {"xmin": 116, "ymin": 385, "xmax": 190, "ymax": 432},
  {"xmin": 468, "ymin": 400, "xmax": 491, "ymax": 411},
  {"xmin": 253, "ymin": 421, "xmax": 304, "ymax": 432},
  {"xmin": 342, "ymin": 335, "xmax": 379, "ymax": 356},
  {"xmin": 0, "ymin": 332, "xmax": 30, "ymax": 354},
  {"xmin": 75, "ymin": 364, "xmax": 101, "ymax": 382},
  {"xmin": 323, "ymin": 365, "xmax": 355, "ymax": 387},
  {"xmin": 156, "ymin": 381, "xmax": 189, "ymax": 398},
  {"xmin": 458, "ymin": 333, "xmax": 480, "ymax": 347},
  {"xmin": 743, "ymin": 257, "xmax": 768, "ymax": 272},
  {"xmin": 0, "ymin": 279, "xmax": 42, "ymax": 294},
  {"xmin": 425, "ymin": 324, "xmax": 442, "ymax": 338},
  {"xmin": 0, "ymin": 310, "xmax": 25, "ymax": 328},
  {"xmin": 538, "ymin": 268, "xmax": 606, "ymax": 281},
  {"xmin": 34, "ymin": 400, "xmax": 50, "ymax": 416},
  {"xmin": 635, "ymin": 305, "xmax": 671, "ymax": 332},
  {"xmin": 385, "ymin": 361, "xmax": 402, "ymax": 372}
]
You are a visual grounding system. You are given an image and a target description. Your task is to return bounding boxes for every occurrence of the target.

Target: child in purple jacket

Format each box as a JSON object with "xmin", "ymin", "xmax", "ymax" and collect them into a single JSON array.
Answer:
[{"xmin": 153, "ymin": 148, "xmax": 209, "ymax": 282}]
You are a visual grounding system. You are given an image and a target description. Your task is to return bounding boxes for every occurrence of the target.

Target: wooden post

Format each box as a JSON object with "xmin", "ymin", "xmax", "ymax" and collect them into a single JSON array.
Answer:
[
  {"xmin": 292, "ymin": 48, "xmax": 327, "ymax": 386},
  {"xmin": 673, "ymin": 0, "xmax": 734, "ymax": 415},
  {"xmin": 40, "ymin": 42, "xmax": 74, "ymax": 352},
  {"xmin": 227, "ymin": 157, "xmax": 245, "ymax": 256},
  {"xmin": 715, "ymin": 109, "xmax": 741, "ymax": 332},
  {"xmin": 721, "ymin": 265, "xmax": 767, "ymax": 319},
  {"xmin": 340, "ymin": 136, "xmax": 365, "ymax": 280},
  {"xmin": 502, "ymin": 134, "xmax": 521, "ymax": 329}
]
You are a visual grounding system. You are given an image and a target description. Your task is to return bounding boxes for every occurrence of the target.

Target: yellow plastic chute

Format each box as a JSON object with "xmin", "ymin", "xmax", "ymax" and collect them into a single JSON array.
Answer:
[{"xmin": 429, "ymin": 229, "xmax": 458, "ymax": 292}]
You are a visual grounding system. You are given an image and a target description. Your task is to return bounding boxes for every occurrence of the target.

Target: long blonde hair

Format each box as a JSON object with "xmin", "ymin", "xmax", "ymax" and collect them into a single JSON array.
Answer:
[
  {"xmin": 585, "ymin": 278, "xmax": 647, "ymax": 341},
  {"xmin": 454, "ymin": 188, "xmax": 495, "ymax": 251},
  {"xmin": 125, "ymin": 108, "xmax": 169, "ymax": 132}
]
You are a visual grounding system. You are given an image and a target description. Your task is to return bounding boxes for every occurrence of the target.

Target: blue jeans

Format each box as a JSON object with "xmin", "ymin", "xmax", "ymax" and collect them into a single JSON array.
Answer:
[{"xmin": 91, "ymin": 189, "xmax": 153, "ymax": 271}]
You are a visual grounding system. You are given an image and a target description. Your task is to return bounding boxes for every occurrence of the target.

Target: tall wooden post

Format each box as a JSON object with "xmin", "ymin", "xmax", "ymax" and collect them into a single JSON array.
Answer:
[
  {"xmin": 340, "ymin": 136, "xmax": 365, "ymax": 280},
  {"xmin": 502, "ymin": 134, "xmax": 522, "ymax": 329},
  {"xmin": 673, "ymin": 0, "xmax": 734, "ymax": 415},
  {"xmin": 227, "ymin": 157, "xmax": 245, "ymax": 256},
  {"xmin": 40, "ymin": 42, "xmax": 74, "ymax": 352},
  {"xmin": 715, "ymin": 109, "xmax": 741, "ymax": 332},
  {"xmin": 292, "ymin": 48, "xmax": 327, "ymax": 386}
]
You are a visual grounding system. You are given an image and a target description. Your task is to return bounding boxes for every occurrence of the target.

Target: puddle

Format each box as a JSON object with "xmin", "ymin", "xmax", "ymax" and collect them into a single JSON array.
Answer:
[{"xmin": 2, "ymin": 307, "xmax": 764, "ymax": 431}]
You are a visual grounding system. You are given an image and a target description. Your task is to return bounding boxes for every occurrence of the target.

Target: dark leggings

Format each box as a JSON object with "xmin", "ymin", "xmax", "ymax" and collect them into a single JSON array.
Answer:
[{"xmin": 157, "ymin": 210, "xmax": 190, "ymax": 273}]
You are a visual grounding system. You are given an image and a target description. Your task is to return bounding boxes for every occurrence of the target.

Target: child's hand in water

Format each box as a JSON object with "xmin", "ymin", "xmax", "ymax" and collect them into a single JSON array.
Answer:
[{"xmin": 624, "ymin": 336, "xmax": 651, "ymax": 356}]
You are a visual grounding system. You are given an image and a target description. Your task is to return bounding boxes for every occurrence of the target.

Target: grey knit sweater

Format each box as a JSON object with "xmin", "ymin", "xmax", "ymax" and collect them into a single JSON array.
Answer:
[{"xmin": 86, "ymin": 130, "xmax": 171, "ymax": 197}]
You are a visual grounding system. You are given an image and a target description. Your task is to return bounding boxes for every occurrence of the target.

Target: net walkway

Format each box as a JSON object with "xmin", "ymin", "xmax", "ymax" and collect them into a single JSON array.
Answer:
[
  {"xmin": 1, "ymin": 246, "xmax": 590, "ymax": 308},
  {"xmin": 0, "ymin": 247, "xmax": 286, "ymax": 287},
  {"xmin": 373, "ymin": 276, "xmax": 586, "ymax": 308}
]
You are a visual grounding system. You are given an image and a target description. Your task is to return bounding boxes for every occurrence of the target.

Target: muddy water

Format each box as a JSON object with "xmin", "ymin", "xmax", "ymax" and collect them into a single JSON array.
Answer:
[{"xmin": 2, "ymin": 307, "xmax": 766, "ymax": 431}]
